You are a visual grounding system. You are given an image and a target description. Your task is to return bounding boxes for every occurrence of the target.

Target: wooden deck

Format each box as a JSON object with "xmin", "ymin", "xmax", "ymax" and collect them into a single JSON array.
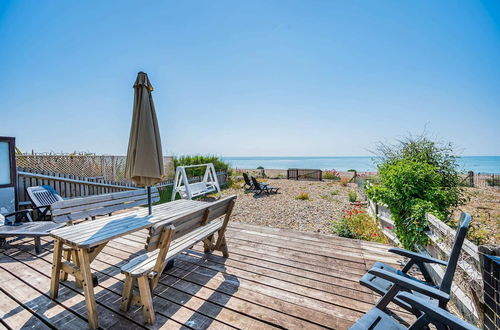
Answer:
[{"xmin": 0, "ymin": 222, "xmax": 407, "ymax": 329}]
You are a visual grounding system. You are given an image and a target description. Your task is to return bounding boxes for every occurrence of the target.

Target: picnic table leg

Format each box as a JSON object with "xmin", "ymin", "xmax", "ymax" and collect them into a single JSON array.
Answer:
[
  {"xmin": 50, "ymin": 239, "xmax": 63, "ymax": 299},
  {"xmin": 78, "ymin": 248, "xmax": 99, "ymax": 330},
  {"xmin": 60, "ymin": 248, "xmax": 71, "ymax": 281}
]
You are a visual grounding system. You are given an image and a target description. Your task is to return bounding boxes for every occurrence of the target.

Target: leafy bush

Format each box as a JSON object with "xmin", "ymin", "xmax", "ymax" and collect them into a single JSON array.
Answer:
[
  {"xmin": 331, "ymin": 190, "xmax": 339, "ymax": 196},
  {"xmin": 340, "ymin": 178, "xmax": 349, "ymax": 187},
  {"xmin": 332, "ymin": 206, "xmax": 388, "ymax": 243},
  {"xmin": 367, "ymin": 135, "xmax": 465, "ymax": 250},
  {"xmin": 295, "ymin": 192, "xmax": 310, "ymax": 200},
  {"xmin": 257, "ymin": 166, "xmax": 264, "ymax": 169},
  {"xmin": 174, "ymin": 155, "xmax": 231, "ymax": 177},
  {"xmin": 323, "ymin": 169, "xmax": 341, "ymax": 180},
  {"xmin": 348, "ymin": 191, "xmax": 357, "ymax": 202}
]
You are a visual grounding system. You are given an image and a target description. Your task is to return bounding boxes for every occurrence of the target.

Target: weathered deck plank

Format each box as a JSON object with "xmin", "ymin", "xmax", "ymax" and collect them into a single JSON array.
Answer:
[{"xmin": 0, "ymin": 222, "xmax": 406, "ymax": 329}]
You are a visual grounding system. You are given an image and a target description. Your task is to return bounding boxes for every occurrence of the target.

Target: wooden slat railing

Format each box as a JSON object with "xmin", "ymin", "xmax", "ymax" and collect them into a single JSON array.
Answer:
[{"xmin": 367, "ymin": 198, "xmax": 482, "ymax": 326}]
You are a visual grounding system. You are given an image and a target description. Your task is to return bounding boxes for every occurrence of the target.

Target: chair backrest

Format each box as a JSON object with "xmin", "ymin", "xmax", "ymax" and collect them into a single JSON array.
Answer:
[
  {"xmin": 145, "ymin": 195, "xmax": 237, "ymax": 252},
  {"xmin": 250, "ymin": 176, "xmax": 261, "ymax": 189},
  {"xmin": 243, "ymin": 173, "xmax": 252, "ymax": 186},
  {"xmin": 440, "ymin": 212, "xmax": 471, "ymax": 293},
  {"xmin": 27, "ymin": 185, "xmax": 63, "ymax": 208},
  {"xmin": 49, "ymin": 188, "xmax": 159, "ymax": 223}
]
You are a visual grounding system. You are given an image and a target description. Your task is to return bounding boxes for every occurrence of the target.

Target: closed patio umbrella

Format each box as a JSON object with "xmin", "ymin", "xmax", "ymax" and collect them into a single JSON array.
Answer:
[{"xmin": 125, "ymin": 72, "xmax": 165, "ymax": 214}]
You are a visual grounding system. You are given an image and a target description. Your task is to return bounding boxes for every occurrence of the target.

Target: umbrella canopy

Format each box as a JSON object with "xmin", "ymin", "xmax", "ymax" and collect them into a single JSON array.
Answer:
[{"xmin": 125, "ymin": 72, "xmax": 165, "ymax": 187}]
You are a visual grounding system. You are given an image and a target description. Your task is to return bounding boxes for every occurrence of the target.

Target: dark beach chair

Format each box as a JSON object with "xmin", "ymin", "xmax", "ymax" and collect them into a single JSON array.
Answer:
[
  {"xmin": 359, "ymin": 212, "xmax": 471, "ymax": 313},
  {"xmin": 251, "ymin": 176, "xmax": 279, "ymax": 195},
  {"xmin": 242, "ymin": 172, "xmax": 267, "ymax": 191},
  {"xmin": 27, "ymin": 185, "xmax": 64, "ymax": 220},
  {"xmin": 350, "ymin": 291, "xmax": 478, "ymax": 330}
]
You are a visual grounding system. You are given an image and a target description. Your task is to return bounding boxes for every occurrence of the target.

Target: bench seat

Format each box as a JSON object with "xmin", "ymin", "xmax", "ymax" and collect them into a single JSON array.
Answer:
[
  {"xmin": 119, "ymin": 195, "xmax": 236, "ymax": 325},
  {"xmin": 121, "ymin": 219, "xmax": 223, "ymax": 277}
]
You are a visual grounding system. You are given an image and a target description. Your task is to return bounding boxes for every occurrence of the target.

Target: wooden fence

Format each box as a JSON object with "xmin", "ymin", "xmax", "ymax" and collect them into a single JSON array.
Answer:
[
  {"xmin": 287, "ymin": 168, "xmax": 322, "ymax": 181},
  {"xmin": 16, "ymin": 154, "xmax": 175, "ymax": 182},
  {"xmin": 367, "ymin": 198, "xmax": 499, "ymax": 327},
  {"xmin": 462, "ymin": 171, "xmax": 500, "ymax": 188}
]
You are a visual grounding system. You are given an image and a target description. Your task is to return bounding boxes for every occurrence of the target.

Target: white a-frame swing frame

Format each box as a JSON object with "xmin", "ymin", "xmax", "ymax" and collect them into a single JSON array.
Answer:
[{"xmin": 171, "ymin": 163, "xmax": 222, "ymax": 201}]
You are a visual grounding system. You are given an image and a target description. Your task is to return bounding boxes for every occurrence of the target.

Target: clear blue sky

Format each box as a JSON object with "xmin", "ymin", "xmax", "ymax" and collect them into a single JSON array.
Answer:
[{"xmin": 1, "ymin": 1, "xmax": 499, "ymax": 156}]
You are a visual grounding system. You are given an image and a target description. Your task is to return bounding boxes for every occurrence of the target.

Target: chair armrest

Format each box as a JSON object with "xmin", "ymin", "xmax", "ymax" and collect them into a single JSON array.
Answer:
[
  {"xmin": 389, "ymin": 248, "xmax": 448, "ymax": 266},
  {"xmin": 368, "ymin": 268, "xmax": 449, "ymax": 301},
  {"xmin": 4, "ymin": 209, "xmax": 33, "ymax": 218},
  {"xmin": 397, "ymin": 292, "xmax": 479, "ymax": 330}
]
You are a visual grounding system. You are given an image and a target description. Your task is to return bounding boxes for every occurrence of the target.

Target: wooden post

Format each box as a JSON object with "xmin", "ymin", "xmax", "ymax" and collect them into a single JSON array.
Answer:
[
  {"xmin": 478, "ymin": 245, "xmax": 500, "ymax": 330},
  {"xmin": 469, "ymin": 171, "xmax": 474, "ymax": 187}
]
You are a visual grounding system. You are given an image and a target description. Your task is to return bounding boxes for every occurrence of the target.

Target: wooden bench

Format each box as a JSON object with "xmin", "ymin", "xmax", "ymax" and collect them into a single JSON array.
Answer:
[
  {"xmin": 49, "ymin": 187, "xmax": 159, "ymax": 223},
  {"xmin": 119, "ymin": 195, "xmax": 237, "ymax": 324}
]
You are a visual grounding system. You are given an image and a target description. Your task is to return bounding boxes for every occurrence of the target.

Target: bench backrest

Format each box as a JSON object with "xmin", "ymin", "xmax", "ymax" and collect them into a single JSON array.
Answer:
[
  {"xmin": 49, "ymin": 187, "xmax": 160, "ymax": 223},
  {"xmin": 242, "ymin": 173, "xmax": 252, "ymax": 186},
  {"xmin": 27, "ymin": 185, "xmax": 64, "ymax": 208},
  {"xmin": 251, "ymin": 176, "xmax": 262, "ymax": 189},
  {"xmin": 145, "ymin": 195, "xmax": 237, "ymax": 252}
]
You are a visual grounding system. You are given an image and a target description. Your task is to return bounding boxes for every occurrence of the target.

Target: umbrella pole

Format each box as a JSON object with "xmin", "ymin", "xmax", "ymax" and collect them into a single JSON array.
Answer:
[{"xmin": 147, "ymin": 186, "xmax": 152, "ymax": 215}]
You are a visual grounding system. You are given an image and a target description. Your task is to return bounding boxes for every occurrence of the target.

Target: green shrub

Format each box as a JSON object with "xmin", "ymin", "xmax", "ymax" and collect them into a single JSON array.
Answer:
[
  {"xmin": 295, "ymin": 192, "xmax": 310, "ymax": 200},
  {"xmin": 174, "ymin": 155, "xmax": 231, "ymax": 177},
  {"xmin": 257, "ymin": 166, "xmax": 264, "ymax": 169},
  {"xmin": 348, "ymin": 191, "xmax": 357, "ymax": 202},
  {"xmin": 332, "ymin": 206, "xmax": 388, "ymax": 243},
  {"xmin": 330, "ymin": 190, "xmax": 339, "ymax": 196},
  {"xmin": 367, "ymin": 135, "xmax": 465, "ymax": 250},
  {"xmin": 323, "ymin": 170, "xmax": 341, "ymax": 180}
]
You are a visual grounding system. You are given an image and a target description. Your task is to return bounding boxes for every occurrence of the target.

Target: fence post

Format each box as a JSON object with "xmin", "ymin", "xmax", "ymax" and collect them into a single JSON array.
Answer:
[
  {"xmin": 469, "ymin": 171, "xmax": 474, "ymax": 187},
  {"xmin": 478, "ymin": 245, "xmax": 500, "ymax": 330}
]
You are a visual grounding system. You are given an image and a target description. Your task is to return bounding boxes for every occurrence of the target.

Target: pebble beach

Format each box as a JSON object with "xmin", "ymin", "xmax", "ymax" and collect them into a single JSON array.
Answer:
[{"xmin": 221, "ymin": 178, "xmax": 363, "ymax": 235}]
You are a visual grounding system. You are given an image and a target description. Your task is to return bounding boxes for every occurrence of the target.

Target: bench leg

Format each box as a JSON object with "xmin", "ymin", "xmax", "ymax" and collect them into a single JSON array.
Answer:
[
  {"xmin": 203, "ymin": 234, "xmax": 215, "ymax": 253},
  {"xmin": 138, "ymin": 276, "xmax": 156, "ymax": 325},
  {"xmin": 120, "ymin": 276, "xmax": 135, "ymax": 312},
  {"xmin": 71, "ymin": 249, "xmax": 83, "ymax": 288},
  {"xmin": 220, "ymin": 236, "xmax": 229, "ymax": 257},
  {"xmin": 50, "ymin": 239, "xmax": 63, "ymax": 299}
]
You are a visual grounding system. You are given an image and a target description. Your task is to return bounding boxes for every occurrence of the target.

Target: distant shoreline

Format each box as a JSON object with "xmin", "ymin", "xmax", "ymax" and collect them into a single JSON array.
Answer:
[{"xmin": 223, "ymin": 156, "xmax": 500, "ymax": 173}]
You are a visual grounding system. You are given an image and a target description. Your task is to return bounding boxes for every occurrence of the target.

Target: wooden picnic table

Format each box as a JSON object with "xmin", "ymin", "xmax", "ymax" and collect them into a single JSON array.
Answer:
[{"xmin": 49, "ymin": 198, "xmax": 207, "ymax": 329}]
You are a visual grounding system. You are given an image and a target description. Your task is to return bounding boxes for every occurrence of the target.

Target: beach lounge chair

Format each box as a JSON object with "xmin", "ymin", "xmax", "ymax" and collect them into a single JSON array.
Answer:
[
  {"xmin": 350, "ymin": 291, "xmax": 478, "ymax": 330},
  {"xmin": 27, "ymin": 185, "xmax": 64, "ymax": 220},
  {"xmin": 359, "ymin": 212, "xmax": 471, "ymax": 313},
  {"xmin": 251, "ymin": 176, "xmax": 279, "ymax": 195},
  {"xmin": 242, "ymin": 172, "xmax": 267, "ymax": 191}
]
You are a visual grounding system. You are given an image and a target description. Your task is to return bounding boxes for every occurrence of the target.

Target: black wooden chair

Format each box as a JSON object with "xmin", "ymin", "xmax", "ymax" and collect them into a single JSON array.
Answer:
[
  {"xmin": 250, "ymin": 176, "xmax": 279, "ymax": 195},
  {"xmin": 350, "ymin": 291, "xmax": 478, "ymax": 330},
  {"xmin": 359, "ymin": 212, "xmax": 471, "ymax": 314}
]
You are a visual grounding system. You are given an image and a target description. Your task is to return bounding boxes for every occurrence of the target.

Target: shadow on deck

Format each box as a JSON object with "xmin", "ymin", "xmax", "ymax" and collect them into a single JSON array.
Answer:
[{"xmin": 0, "ymin": 222, "xmax": 406, "ymax": 329}]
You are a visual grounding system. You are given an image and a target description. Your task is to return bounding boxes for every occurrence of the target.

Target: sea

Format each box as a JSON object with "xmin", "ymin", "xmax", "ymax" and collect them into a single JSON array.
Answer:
[{"xmin": 221, "ymin": 156, "xmax": 500, "ymax": 173}]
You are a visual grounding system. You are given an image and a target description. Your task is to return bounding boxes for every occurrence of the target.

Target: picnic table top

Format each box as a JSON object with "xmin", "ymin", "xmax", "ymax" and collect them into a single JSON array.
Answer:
[{"xmin": 50, "ymin": 199, "xmax": 207, "ymax": 249}]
